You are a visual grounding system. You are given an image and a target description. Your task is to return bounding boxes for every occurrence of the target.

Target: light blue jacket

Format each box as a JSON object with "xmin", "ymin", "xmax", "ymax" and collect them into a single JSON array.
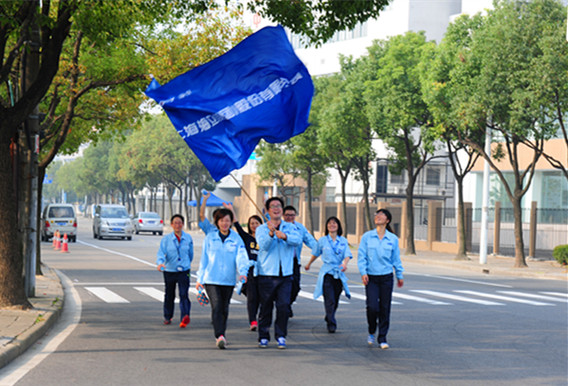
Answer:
[
  {"xmin": 357, "ymin": 229, "xmax": 404, "ymax": 280},
  {"xmin": 198, "ymin": 218, "xmax": 217, "ymax": 235},
  {"xmin": 312, "ymin": 235, "xmax": 352, "ymax": 299},
  {"xmin": 156, "ymin": 232, "xmax": 193, "ymax": 272},
  {"xmin": 256, "ymin": 221, "xmax": 302, "ymax": 276},
  {"xmin": 197, "ymin": 230, "xmax": 249, "ymax": 286},
  {"xmin": 288, "ymin": 221, "xmax": 317, "ymax": 261}
]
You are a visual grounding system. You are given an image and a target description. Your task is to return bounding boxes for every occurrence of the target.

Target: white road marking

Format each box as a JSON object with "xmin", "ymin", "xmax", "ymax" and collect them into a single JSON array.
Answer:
[
  {"xmin": 411, "ymin": 290, "xmax": 504, "ymax": 305},
  {"xmin": 348, "ymin": 292, "xmax": 403, "ymax": 305},
  {"xmin": 540, "ymin": 292, "xmax": 568, "ymax": 298},
  {"xmin": 498, "ymin": 291, "xmax": 568, "ymax": 303},
  {"xmin": 298, "ymin": 290, "xmax": 349, "ymax": 304},
  {"xmin": 84, "ymin": 287, "xmax": 129, "ymax": 303},
  {"xmin": 134, "ymin": 287, "xmax": 178, "ymax": 303},
  {"xmin": 393, "ymin": 292, "xmax": 451, "ymax": 305},
  {"xmin": 455, "ymin": 290, "xmax": 553, "ymax": 306},
  {"xmin": 406, "ymin": 273, "xmax": 513, "ymax": 288},
  {"xmin": 77, "ymin": 240, "xmax": 156, "ymax": 267}
]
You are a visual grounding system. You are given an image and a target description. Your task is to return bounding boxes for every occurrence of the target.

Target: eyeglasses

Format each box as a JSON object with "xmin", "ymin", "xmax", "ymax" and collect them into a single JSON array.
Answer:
[
  {"xmin": 269, "ymin": 204, "xmax": 282, "ymax": 209},
  {"xmin": 284, "ymin": 213, "xmax": 296, "ymax": 217}
]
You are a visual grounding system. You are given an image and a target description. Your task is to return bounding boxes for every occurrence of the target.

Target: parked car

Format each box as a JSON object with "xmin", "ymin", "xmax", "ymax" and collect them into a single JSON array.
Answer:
[
  {"xmin": 92, "ymin": 204, "xmax": 134, "ymax": 240},
  {"xmin": 41, "ymin": 204, "xmax": 77, "ymax": 242},
  {"xmin": 133, "ymin": 212, "xmax": 164, "ymax": 235}
]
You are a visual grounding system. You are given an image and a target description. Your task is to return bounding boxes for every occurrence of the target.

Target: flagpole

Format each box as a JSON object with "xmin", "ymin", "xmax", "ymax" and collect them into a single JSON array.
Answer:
[{"xmin": 229, "ymin": 174, "xmax": 267, "ymax": 221}]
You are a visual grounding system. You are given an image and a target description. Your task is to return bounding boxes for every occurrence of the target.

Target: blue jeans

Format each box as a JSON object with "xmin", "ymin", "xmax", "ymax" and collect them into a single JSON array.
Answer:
[
  {"xmin": 205, "ymin": 284, "xmax": 233, "ymax": 338},
  {"xmin": 163, "ymin": 270, "xmax": 191, "ymax": 322},
  {"xmin": 323, "ymin": 274, "xmax": 343, "ymax": 329},
  {"xmin": 257, "ymin": 275, "xmax": 292, "ymax": 341},
  {"xmin": 365, "ymin": 273, "xmax": 394, "ymax": 343}
]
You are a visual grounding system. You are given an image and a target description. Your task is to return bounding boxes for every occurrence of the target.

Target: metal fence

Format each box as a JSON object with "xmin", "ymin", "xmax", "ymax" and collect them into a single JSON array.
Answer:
[{"xmin": 414, "ymin": 206, "xmax": 567, "ymax": 259}]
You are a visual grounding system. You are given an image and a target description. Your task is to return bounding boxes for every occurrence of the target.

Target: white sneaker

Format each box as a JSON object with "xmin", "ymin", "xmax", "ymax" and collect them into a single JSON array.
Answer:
[
  {"xmin": 380, "ymin": 342, "xmax": 390, "ymax": 350},
  {"xmin": 367, "ymin": 334, "xmax": 375, "ymax": 346}
]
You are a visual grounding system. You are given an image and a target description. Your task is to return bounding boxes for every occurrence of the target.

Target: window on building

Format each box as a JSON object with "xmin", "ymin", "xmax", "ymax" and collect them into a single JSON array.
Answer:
[
  {"xmin": 376, "ymin": 164, "xmax": 387, "ymax": 193},
  {"xmin": 390, "ymin": 172, "xmax": 404, "ymax": 184},
  {"xmin": 326, "ymin": 187, "xmax": 335, "ymax": 203},
  {"xmin": 426, "ymin": 168, "xmax": 441, "ymax": 186}
]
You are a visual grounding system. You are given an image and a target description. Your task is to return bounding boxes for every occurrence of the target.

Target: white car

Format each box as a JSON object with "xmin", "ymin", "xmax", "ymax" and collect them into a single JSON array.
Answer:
[
  {"xmin": 93, "ymin": 204, "xmax": 134, "ymax": 240},
  {"xmin": 41, "ymin": 204, "xmax": 77, "ymax": 242},
  {"xmin": 133, "ymin": 212, "xmax": 164, "ymax": 235}
]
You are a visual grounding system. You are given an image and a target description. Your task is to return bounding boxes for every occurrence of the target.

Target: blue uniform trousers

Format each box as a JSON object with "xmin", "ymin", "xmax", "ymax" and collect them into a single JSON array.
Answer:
[
  {"xmin": 257, "ymin": 275, "xmax": 292, "ymax": 341},
  {"xmin": 163, "ymin": 270, "xmax": 191, "ymax": 321},
  {"xmin": 365, "ymin": 273, "xmax": 394, "ymax": 343}
]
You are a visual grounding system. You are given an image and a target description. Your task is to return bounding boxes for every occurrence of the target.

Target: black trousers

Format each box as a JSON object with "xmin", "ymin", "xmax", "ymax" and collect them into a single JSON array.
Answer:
[
  {"xmin": 290, "ymin": 256, "xmax": 301, "ymax": 304},
  {"xmin": 205, "ymin": 284, "xmax": 234, "ymax": 338}
]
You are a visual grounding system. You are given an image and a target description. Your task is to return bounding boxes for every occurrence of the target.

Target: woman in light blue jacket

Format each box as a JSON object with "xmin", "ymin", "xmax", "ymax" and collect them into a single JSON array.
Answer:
[
  {"xmin": 305, "ymin": 217, "xmax": 352, "ymax": 333},
  {"xmin": 196, "ymin": 208, "xmax": 248, "ymax": 349},
  {"xmin": 357, "ymin": 209, "xmax": 404, "ymax": 350}
]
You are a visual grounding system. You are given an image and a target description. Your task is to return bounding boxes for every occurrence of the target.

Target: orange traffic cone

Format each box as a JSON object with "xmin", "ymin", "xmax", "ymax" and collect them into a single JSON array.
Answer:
[
  {"xmin": 54, "ymin": 230, "xmax": 61, "ymax": 250},
  {"xmin": 60, "ymin": 233, "xmax": 69, "ymax": 253},
  {"xmin": 52, "ymin": 230, "xmax": 57, "ymax": 248}
]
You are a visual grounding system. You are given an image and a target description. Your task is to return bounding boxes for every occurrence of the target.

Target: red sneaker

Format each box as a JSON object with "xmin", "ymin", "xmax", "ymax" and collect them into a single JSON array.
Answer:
[
  {"xmin": 180, "ymin": 315, "xmax": 190, "ymax": 328},
  {"xmin": 250, "ymin": 321, "xmax": 258, "ymax": 331}
]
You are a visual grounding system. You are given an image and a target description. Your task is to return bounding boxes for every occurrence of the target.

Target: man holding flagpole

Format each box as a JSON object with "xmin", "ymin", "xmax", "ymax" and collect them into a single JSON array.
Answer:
[{"xmin": 255, "ymin": 197, "xmax": 301, "ymax": 349}]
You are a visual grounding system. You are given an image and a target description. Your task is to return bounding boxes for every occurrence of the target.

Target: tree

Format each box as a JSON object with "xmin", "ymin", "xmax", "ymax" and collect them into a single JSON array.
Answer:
[
  {"xmin": 451, "ymin": 0, "xmax": 567, "ymax": 267},
  {"xmin": 421, "ymin": 14, "xmax": 485, "ymax": 259},
  {"xmin": 256, "ymin": 141, "xmax": 299, "ymax": 200},
  {"xmin": 364, "ymin": 32, "xmax": 438, "ymax": 255}
]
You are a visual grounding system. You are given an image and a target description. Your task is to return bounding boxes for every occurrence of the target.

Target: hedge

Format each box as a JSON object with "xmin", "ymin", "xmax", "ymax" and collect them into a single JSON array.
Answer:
[{"xmin": 552, "ymin": 245, "xmax": 568, "ymax": 265}]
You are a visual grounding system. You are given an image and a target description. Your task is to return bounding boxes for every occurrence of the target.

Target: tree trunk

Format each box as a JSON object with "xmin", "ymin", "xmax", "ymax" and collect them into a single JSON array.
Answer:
[
  {"xmin": 36, "ymin": 167, "xmax": 46, "ymax": 275},
  {"xmin": 306, "ymin": 171, "xmax": 314, "ymax": 234},
  {"xmin": 339, "ymin": 169, "xmax": 349, "ymax": 234},
  {"xmin": 455, "ymin": 177, "xmax": 469, "ymax": 260},
  {"xmin": 405, "ymin": 186, "xmax": 416, "ymax": 255},
  {"xmin": 362, "ymin": 170, "xmax": 373, "ymax": 231},
  {"xmin": 512, "ymin": 196, "xmax": 528, "ymax": 268},
  {"xmin": 0, "ymin": 132, "xmax": 31, "ymax": 308}
]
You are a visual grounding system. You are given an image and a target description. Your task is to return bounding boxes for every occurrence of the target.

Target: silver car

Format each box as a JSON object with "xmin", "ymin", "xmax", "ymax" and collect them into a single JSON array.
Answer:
[
  {"xmin": 93, "ymin": 204, "xmax": 134, "ymax": 240},
  {"xmin": 133, "ymin": 212, "xmax": 164, "ymax": 235},
  {"xmin": 41, "ymin": 204, "xmax": 77, "ymax": 242}
]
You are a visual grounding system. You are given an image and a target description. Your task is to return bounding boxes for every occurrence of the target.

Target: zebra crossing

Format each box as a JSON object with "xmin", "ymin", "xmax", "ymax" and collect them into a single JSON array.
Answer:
[{"xmin": 76, "ymin": 283, "xmax": 567, "ymax": 307}]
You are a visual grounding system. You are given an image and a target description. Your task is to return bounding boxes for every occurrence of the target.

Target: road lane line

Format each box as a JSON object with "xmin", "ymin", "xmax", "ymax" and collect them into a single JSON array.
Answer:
[
  {"xmin": 540, "ymin": 292, "xmax": 568, "ymax": 298},
  {"xmin": 84, "ymin": 287, "xmax": 129, "ymax": 303},
  {"xmin": 298, "ymin": 290, "xmax": 349, "ymax": 304},
  {"xmin": 454, "ymin": 290, "xmax": 553, "ymax": 306},
  {"xmin": 393, "ymin": 292, "xmax": 451, "ymax": 305},
  {"xmin": 134, "ymin": 287, "xmax": 179, "ymax": 303},
  {"xmin": 77, "ymin": 240, "xmax": 156, "ymax": 267},
  {"xmin": 497, "ymin": 291, "xmax": 568, "ymax": 303},
  {"xmin": 348, "ymin": 291, "xmax": 402, "ymax": 305},
  {"xmin": 405, "ymin": 273, "xmax": 512, "ymax": 288},
  {"xmin": 411, "ymin": 290, "xmax": 504, "ymax": 305}
]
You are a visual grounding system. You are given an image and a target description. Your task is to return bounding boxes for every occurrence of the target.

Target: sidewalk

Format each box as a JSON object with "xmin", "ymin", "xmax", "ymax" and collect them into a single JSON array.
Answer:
[
  {"xmin": 0, "ymin": 265, "xmax": 64, "ymax": 369},
  {"xmin": 0, "ymin": 249, "xmax": 565, "ymax": 370}
]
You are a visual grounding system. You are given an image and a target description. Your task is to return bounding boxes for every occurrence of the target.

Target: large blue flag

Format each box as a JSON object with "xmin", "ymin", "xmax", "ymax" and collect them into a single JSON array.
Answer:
[{"xmin": 145, "ymin": 25, "xmax": 314, "ymax": 181}]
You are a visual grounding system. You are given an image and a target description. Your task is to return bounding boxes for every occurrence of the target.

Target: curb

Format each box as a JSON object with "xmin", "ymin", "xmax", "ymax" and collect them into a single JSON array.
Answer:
[
  {"xmin": 401, "ymin": 255, "xmax": 568, "ymax": 281},
  {"xmin": 0, "ymin": 266, "xmax": 64, "ymax": 369}
]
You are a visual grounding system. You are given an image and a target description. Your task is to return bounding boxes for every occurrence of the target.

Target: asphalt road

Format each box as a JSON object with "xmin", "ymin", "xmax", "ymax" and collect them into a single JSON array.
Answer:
[{"xmin": 9, "ymin": 220, "xmax": 568, "ymax": 386}]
